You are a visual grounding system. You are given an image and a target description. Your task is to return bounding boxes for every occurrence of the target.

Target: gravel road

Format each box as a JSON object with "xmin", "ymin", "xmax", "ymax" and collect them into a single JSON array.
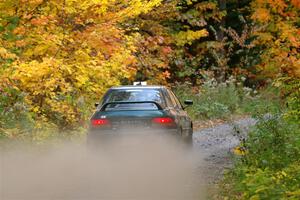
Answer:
[
  {"xmin": 1, "ymin": 118, "xmax": 256, "ymax": 200},
  {"xmin": 192, "ymin": 117, "xmax": 257, "ymax": 193}
]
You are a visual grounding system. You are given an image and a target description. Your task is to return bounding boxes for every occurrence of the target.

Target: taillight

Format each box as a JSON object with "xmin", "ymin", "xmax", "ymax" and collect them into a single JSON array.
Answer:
[
  {"xmin": 91, "ymin": 119, "xmax": 110, "ymax": 127},
  {"xmin": 152, "ymin": 117, "xmax": 175, "ymax": 127}
]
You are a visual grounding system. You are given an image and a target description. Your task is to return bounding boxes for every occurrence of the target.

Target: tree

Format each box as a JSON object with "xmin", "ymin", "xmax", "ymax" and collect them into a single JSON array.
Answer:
[
  {"xmin": 0, "ymin": 0, "xmax": 161, "ymax": 129},
  {"xmin": 251, "ymin": 0, "xmax": 300, "ymax": 78}
]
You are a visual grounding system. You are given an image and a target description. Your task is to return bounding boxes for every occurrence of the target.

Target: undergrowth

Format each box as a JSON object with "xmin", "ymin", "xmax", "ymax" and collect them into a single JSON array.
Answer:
[
  {"xmin": 174, "ymin": 77, "xmax": 281, "ymax": 120},
  {"xmin": 216, "ymin": 78, "xmax": 300, "ymax": 200}
]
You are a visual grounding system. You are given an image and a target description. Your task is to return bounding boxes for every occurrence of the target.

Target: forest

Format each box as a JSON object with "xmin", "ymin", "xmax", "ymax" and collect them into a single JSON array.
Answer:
[{"xmin": 0, "ymin": 0, "xmax": 299, "ymax": 199}]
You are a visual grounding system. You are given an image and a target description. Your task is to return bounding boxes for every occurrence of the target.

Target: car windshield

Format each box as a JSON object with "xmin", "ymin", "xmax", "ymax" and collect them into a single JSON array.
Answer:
[{"xmin": 103, "ymin": 89, "xmax": 164, "ymax": 110}]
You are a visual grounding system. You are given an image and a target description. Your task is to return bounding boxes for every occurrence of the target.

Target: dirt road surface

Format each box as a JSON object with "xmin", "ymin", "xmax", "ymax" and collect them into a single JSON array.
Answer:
[
  {"xmin": 0, "ymin": 118, "xmax": 256, "ymax": 200},
  {"xmin": 193, "ymin": 118, "xmax": 256, "ymax": 195}
]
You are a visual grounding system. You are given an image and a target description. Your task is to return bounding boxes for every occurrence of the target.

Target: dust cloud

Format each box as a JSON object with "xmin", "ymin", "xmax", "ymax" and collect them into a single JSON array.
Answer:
[{"xmin": 1, "ymin": 134, "xmax": 207, "ymax": 200}]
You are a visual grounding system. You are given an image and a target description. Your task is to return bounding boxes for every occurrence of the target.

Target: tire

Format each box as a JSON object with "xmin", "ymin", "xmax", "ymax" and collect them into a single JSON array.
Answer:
[{"xmin": 179, "ymin": 127, "xmax": 193, "ymax": 147}]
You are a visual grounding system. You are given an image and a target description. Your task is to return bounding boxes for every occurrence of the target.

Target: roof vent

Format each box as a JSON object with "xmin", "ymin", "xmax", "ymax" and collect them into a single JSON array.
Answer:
[{"xmin": 133, "ymin": 81, "xmax": 147, "ymax": 86}]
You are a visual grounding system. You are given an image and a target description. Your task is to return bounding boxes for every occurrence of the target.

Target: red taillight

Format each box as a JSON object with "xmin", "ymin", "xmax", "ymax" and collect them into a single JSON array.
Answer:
[
  {"xmin": 152, "ymin": 117, "xmax": 175, "ymax": 126},
  {"xmin": 91, "ymin": 119, "xmax": 110, "ymax": 127}
]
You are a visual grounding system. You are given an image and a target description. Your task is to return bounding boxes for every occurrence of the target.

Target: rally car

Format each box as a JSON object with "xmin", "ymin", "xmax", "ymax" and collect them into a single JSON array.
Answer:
[{"xmin": 87, "ymin": 84, "xmax": 193, "ymax": 144}]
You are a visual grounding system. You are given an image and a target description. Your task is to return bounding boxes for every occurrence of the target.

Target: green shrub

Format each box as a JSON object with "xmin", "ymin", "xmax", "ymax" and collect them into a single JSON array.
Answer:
[
  {"xmin": 243, "ymin": 116, "xmax": 300, "ymax": 170},
  {"xmin": 224, "ymin": 162, "xmax": 300, "ymax": 200},
  {"xmin": 221, "ymin": 114, "xmax": 300, "ymax": 200},
  {"xmin": 278, "ymin": 77, "xmax": 300, "ymax": 122},
  {"xmin": 174, "ymin": 78, "xmax": 281, "ymax": 120},
  {"xmin": 218, "ymin": 77, "xmax": 300, "ymax": 200},
  {"xmin": 239, "ymin": 86, "xmax": 282, "ymax": 117},
  {"xmin": 0, "ymin": 83, "xmax": 34, "ymax": 138}
]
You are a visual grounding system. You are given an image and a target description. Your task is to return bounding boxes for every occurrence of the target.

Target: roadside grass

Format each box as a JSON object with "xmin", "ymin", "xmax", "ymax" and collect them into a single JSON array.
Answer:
[
  {"xmin": 215, "ymin": 79, "xmax": 300, "ymax": 200},
  {"xmin": 174, "ymin": 78, "xmax": 300, "ymax": 200},
  {"xmin": 174, "ymin": 78, "xmax": 281, "ymax": 121},
  {"xmin": 216, "ymin": 115, "xmax": 300, "ymax": 200}
]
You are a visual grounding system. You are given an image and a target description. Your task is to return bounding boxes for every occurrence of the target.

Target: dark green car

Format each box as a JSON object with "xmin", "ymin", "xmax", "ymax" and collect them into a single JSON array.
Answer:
[{"xmin": 87, "ymin": 85, "xmax": 193, "ymax": 144}]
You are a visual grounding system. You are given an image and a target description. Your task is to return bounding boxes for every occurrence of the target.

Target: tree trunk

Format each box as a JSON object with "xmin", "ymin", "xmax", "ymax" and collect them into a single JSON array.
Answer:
[{"xmin": 217, "ymin": 0, "xmax": 227, "ymax": 82}]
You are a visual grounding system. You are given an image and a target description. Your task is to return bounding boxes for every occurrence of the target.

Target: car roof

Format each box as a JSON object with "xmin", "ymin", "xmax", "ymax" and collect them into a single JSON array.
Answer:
[{"xmin": 110, "ymin": 85, "xmax": 166, "ymax": 90}]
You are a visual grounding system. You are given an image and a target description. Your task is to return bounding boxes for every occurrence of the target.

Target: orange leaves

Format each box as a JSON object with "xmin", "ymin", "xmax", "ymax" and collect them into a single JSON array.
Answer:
[
  {"xmin": 252, "ymin": 0, "xmax": 295, "ymax": 21},
  {"xmin": 270, "ymin": 0, "xmax": 288, "ymax": 15},
  {"xmin": 13, "ymin": 26, "xmax": 26, "ymax": 35},
  {"xmin": 162, "ymin": 46, "xmax": 172, "ymax": 55},
  {"xmin": 162, "ymin": 71, "xmax": 171, "ymax": 79},
  {"xmin": 15, "ymin": 40, "xmax": 27, "ymax": 48},
  {"xmin": 291, "ymin": 0, "xmax": 300, "ymax": 8},
  {"xmin": 251, "ymin": 0, "xmax": 300, "ymax": 78},
  {"xmin": 30, "ymin": 16, "xmax": 51, "ymax": 26},
  {"xmin": 252, "ymin": 8, "xmax": 271, "ymax": 23},
  {"xmin": 278, "ymin": 22, "xmax": 300, "ymax": 47}
]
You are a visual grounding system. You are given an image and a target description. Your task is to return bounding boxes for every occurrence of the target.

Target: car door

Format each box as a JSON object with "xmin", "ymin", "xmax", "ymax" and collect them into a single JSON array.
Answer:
[{"xmin": 165, "ymin": 89, "xmax": 192, "ymax": 136}]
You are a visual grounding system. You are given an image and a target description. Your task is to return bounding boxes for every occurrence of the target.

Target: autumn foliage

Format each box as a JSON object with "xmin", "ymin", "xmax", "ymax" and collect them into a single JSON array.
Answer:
[
  {"xmin": 0, "ymin": 0, "xmax": 161, "ymax": 129},
  {"xmin": 0, "ymin": 0, "xmax": 299, "ymax": 132},
  {"xmin": 1, "ymin": 1, "xmax": 300, "ymax": 198},
  {"xmin": 251, "ymin": 0, "xmax": 300, "ymax": 78}
]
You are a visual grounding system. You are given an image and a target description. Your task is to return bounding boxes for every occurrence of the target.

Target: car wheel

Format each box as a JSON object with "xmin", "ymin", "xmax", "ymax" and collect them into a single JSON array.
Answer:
[{"xmin": 179, "ymin": 127, "xmax": 193, "ymax": 147}]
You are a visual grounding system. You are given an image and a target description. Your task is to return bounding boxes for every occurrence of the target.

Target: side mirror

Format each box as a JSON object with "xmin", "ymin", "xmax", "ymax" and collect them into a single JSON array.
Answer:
[
  {"xmin": 95, "ymin": 103, "xmax": 99, "ymax": 108},
  {"xmin": 184, "ymin": 100, "xmax": 193, "ymax": 106}
]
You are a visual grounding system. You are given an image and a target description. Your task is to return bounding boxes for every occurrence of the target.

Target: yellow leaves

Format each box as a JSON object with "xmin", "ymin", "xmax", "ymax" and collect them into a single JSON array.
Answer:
[
  {"xmin": 11, "ymin": 58, "xmax": 79, "ymax": 125},
  {"xmin": 74, "ymin": 49, "xmax": 90, "ymax": 63},
  {"xmin": 64, "ymin": 0, "xmax": 111, "ymax": 15},
  {"xmin": 21, "ymin": 0, "xmax": 43, "ymax": 4},
  {"xmin": 249, "ymin": 194, "xmax": 260, "ymax": 200},
  {"xmin": 0, "ymin": 1, "xmax": 19, "ymax": 16},
  {"xmin": 22, "ymin": 32, "xmax": 60, "ymax": 58},
  {"xmin": 32, "ymin": 107, "xmax": 40, "ymax": 113},
  {"xmin": 174, "ymin": 29, "xmax": 209, "ymax": 46},
  {"xmin": 233, "ymin": 146, "xmax": 247, "ymax": 156},
  {"xmin": 0, "ymin": 47, "xmax": 17, "ymax": 59},
  {"xmin": 60, "ymin": 0, "xmax": 161, "ymax": 22},
  {"xmin": 0, "ymin": 0, "xmax": 160, "ymax": 128},
  {"xmin": 99, "ymin": 48, "xmax": 136, "ymax": 80},
  {"xmin": 64, "ymin": 0, "xmax": 80, "ymax": 14},
  {"xmin": 116, "ymin": 0, "xmax": 162, "ymax": 20},
  {"xmin": 286, "ymin": 189, "xmax": 300, "ymax": 198},
  {"xmin": 33, "ymin": 43, "xmax": 50, "ymax": 56},
  {"xmin": 9, "ymin": 49, "xmax": 136, "ymax": 126},
  {"xmin": 252, "ymin": 32, "xmax": 274, "ymax": 46}
]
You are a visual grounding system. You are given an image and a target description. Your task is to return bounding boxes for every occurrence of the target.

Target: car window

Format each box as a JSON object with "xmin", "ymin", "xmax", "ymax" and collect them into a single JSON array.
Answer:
[
  {"xmin": 165, "ymin": 89, "xmax": 177, "ymax": 108},
  {"xmin": 104, "ymin": 89, "xmax": 165, "ymax": 105},
  {"xmin": 168, "ymin": 90, "xmax": 183, "ymax": 109},
  {"xmin": 172, "ymin": 91, "xmax": 183, "ymax": 108},
  {"xmin": 163, "ymin": 89, "xmax": 174, "ymax": 108},
  {"xmin": 104, "ymin": 102, "xmax": 159, "ymax": 111}
]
